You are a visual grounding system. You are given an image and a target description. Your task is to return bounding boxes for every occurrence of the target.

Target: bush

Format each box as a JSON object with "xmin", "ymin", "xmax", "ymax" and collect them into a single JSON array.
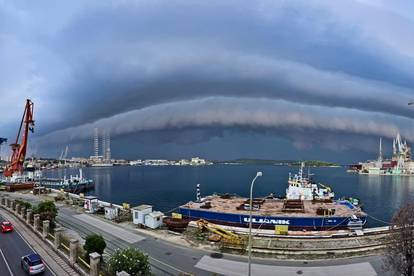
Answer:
[
  {"xmin": 83, "ymin": 234, "xmax": 106, "ymax": 260},
  {"xmin": 108, "ymin": 248, "xmax": 151, "ymax": 276},
  {"xmin": 15, "ymin": 199, "xmax": 32, "ymax": 210},
  {"xmin": 33, "ymin": 201, "xmax": 58, "ymax": 229}
]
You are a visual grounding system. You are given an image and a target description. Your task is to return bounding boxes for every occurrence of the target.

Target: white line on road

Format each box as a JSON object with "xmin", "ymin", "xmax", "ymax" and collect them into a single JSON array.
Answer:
[
  {"xmin": 0, "ymin": 248, "xmax": 14, "ymax": 276},
  {"xmin": 195, "ymin": 256, "xmax": 378, "ymax": 276}
]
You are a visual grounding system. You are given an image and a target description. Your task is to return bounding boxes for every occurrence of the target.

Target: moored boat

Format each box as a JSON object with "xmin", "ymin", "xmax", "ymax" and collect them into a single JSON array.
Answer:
[
  {"xmin": 178, "ymin": 165, "xmax": 367, "ymax": 231},
  {"xmin": 163, "ymin": 217, "xmax": 190, "ymax": 232},
  {"xmin": 38, "ymin": 169, "xmax": 94, "ymax": 193}
]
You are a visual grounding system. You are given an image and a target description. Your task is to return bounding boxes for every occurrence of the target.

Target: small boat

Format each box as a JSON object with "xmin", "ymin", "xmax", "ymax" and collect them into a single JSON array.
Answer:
[{"xmin": 163, "ymin": 217, "xmax": 190, "ymax": 232}]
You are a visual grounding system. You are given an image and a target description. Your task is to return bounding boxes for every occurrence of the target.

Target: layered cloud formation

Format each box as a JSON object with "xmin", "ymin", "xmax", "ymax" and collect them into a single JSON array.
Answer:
[{"xmin": 1, "ymin": 0, "xmax": 414, "ymax": 159}]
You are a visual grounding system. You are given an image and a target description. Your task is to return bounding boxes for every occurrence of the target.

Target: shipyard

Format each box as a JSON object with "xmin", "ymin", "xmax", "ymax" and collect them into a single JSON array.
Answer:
[
  {"xmin": 0, "ymin": 100, "xmax": 399, "ymax": 276},
  {"xmin": 1, "ymin": 2, "xmax": 414, "ymax": 275},
  {"xmin": 350, "ymin": 133, "xmax": 414, "ymax": 176},
  {"xmin": 0, "ymin": 99, "xmax": 412, "ymax": 276}
]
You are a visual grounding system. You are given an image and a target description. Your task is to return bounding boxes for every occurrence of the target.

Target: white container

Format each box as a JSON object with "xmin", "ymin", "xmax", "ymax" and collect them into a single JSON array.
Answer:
[
  {"xmin": 84, "ymin": 196, "xmax": 99, "ymax": 213},
  {"xmin": 132, "ymin": 205, "xmax": 152, "ymax": 225},
  {"xmin": 104, "ymin": 206, "xmax": 119, "ymax": 220},
  {"xmin": 144, "ymin": 211, "xmax": 164, "ymax": 229}
]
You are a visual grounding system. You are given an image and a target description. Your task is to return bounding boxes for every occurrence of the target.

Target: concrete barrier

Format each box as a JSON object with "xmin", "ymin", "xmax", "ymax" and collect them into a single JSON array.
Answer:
[
  {"xmin": 42, "ymin": 220, "xmax": 50, "ymax": 239},
  {"xmin": 54, "ymin": 228, "xmax": 63, "ymax": 249},
  {"xmin": 89, "ymin": 252, "xmax": 101, "ymax": 276},
  {"xmin": 34, "ymin": 214, "xmax": 40, "ymax": 230},
  {"xmin": 69, "ymin": 239, "xmax": 79, "ymax": 265},
  {"xmin": 26, "ymin": 209, "xmax": 32, "ymax": 225}
]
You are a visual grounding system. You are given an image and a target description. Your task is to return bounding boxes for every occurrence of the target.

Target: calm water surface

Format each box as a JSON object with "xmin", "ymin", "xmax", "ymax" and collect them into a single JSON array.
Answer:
[{"xmin": 45, "ymin": 165, "xmax": 414, "ymax": 227}]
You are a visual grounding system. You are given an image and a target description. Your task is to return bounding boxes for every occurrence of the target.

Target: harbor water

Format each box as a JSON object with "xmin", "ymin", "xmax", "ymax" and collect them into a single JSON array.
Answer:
[{"xmin": 44, "ymin": 165, "xmax": 414, "ymax": 228}]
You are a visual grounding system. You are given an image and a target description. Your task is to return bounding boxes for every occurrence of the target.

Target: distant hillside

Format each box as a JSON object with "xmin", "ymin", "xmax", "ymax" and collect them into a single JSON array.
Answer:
[{"xmin": 216, "ymin": 159, "xmax": 340, "ymax": 167}]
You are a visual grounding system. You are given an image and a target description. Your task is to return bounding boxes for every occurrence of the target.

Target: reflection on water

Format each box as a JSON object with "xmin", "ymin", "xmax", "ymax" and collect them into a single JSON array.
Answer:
[
  {"xmin": 90, "ymin": 168, "xmax": 112, "ymax": 197},
  {"xmin": 44, "ymin": 165, "xmax": 414, "ymax": 227}
]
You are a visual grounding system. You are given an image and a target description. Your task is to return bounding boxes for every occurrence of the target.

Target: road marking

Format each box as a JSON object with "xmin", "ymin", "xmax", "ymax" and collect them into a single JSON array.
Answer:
[
  {"xmin": 0, "ymin": 248, "xmax": 14, "ymax": 276},
  {"xmin": 195, "ymin": 256, "xmax": 378, "ymax": 276},
  {"xmin": 149, "ymin": 255, "xmax": 193, "ymax": 275},
  {"xmin": 73, "ymin": 214, "xmax": 145, "ymax": 243}
]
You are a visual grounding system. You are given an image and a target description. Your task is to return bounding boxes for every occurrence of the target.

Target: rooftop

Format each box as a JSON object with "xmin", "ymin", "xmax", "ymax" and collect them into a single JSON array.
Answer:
[{"xmin": 133, "ymin": 204, "xmax": 152, "ymax": 211}]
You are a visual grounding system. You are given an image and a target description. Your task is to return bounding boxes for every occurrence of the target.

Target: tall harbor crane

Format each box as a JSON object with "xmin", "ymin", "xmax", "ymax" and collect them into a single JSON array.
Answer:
[{"xmin": 3, "ymin": 99, "xmax": 35, "ymax": 177}]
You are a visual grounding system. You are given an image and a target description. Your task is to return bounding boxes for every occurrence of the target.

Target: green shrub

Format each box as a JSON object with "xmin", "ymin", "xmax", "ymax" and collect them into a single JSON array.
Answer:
[
  {"xmin": 33, "ymin": 201, "xmax": 58, "ymax": 229},
  {"xmin": 108, "ymin": 248, "xmax": 151, "ymax": 276},
  {"xmin": 83, "ymin": 234, "xmax": 106, "ymax": 260},
  {"xmin": 15, "ymin": 199, "xmax": 32, "ymax": 210}
]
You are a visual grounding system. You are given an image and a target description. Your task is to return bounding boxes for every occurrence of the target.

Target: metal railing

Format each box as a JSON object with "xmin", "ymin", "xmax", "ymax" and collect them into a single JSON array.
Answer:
[
  {"xmin": 61, "ymin": 242, "xmax": 70, "ymax": 252},
  {"xmin": 78, "ymin": 256, "xmax": 90, "ymax": 269}
]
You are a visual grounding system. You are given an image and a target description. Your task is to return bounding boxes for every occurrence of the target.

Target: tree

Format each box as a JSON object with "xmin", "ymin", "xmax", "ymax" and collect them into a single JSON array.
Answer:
[
  {"xmin": 15, "ymin": 199, "xmax": 32, "ymax": 210},
  {"xmin": 384, "ymin": 202, "xmax": 414, "ymax": 276},
  {"xmin": 34, "ymin": 201, "xmax": 58, "ymax": 228},
  {"xmin": 108, "ymin": 247, "xmax": 151, "ymax": 276},
  {"xmin": 83, "ymin": 234, "xmax": 106, "ymax": 260}
]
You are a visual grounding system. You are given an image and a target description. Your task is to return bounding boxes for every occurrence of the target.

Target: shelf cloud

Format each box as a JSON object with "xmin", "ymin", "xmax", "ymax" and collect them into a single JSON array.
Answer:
[{"xmin": 35, "ymin": 97, "xmax": 411, "ymax": 146}]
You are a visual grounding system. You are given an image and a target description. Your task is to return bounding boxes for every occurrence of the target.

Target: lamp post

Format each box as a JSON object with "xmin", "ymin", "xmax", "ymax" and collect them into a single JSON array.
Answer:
[{"xmin": 248, "ymin": 171, "xmax": 263, "ymax": 276}]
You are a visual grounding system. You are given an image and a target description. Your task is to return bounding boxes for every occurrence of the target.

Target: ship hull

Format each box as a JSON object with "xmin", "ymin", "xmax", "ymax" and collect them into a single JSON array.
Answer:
[
  {"xmin": 39, "ymin": 181, "xmax": 94, "ymax": 193},
  {"xmin": 178, "ymin": 207, "xmax": 367, "ymax": 230},
  {"xmin": 4, "ymin": 182, "xmax": 35, "ymax": 192}
]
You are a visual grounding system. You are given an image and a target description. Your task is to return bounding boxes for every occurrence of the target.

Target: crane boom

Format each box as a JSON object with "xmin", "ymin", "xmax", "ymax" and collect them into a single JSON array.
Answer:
[{"xmin": 3, "ymin": 99, "xmax": 35, "ymax": 177}]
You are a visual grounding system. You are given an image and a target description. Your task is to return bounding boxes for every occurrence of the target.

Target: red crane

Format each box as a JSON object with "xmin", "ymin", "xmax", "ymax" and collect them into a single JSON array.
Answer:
[{"xmin": 3, "ymin": 99, "xmax": 35, "ymax": 177}]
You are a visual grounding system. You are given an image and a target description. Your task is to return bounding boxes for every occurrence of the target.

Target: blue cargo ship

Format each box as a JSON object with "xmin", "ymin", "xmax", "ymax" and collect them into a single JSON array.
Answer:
[{"xmin": 178, "ymin": 165, "xmax": 367, "ymax": 231}]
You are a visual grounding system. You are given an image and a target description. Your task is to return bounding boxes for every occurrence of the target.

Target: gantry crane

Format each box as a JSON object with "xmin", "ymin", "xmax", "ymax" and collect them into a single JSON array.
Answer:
[{"xmin": 3, "ymin": 99, "xmax": 35, "ymax": 177}]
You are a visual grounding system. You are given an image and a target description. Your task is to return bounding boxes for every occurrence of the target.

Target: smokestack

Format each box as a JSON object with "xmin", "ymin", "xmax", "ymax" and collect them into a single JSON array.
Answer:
[
  {"xmin": 102, "ymin": 129, "xmax": 106, "ymax": 160},
  {"xmin": 106, "ymin": 130, "xmax": 111, "ymax": 161},
  {"xmin": 94, "ymin": 128, "xmax": 99, "ymax": 158},
  {"xmin": 378, "ymin": 137, "xmax": 383, "ymax": 162}
]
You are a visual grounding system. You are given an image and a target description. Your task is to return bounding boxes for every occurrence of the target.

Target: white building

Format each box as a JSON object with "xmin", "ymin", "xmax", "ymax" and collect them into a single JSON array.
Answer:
[
  {"xmin": 104, "ymin": 206, "xmax": 119, "ymax": 220},
  {"xmin": 132, "ymin": 205, "xmax": 153, "ymax": 225},
  {"xmin": 191, "ymin": 157, "xmax": 206, "ymax": 165}
]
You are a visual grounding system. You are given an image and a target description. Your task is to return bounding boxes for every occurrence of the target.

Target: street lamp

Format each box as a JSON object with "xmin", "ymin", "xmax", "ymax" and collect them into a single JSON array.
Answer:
[{"xmin": 248, "ymin": 171, "xmax": 263, "ymax": 276}]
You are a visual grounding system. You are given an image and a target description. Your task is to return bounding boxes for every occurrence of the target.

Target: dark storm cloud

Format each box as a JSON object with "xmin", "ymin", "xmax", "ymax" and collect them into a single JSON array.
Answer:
[
  {"xmin": 36, "ymin": 97, "xmax": 411, "ymax": 146},
  {"xmin": 2, "ymin": 0, "xmax": 414, "ymax": 158},
  {"xmin": 41, "ymin": 0, "xmax": 414, "ymax": 129}
]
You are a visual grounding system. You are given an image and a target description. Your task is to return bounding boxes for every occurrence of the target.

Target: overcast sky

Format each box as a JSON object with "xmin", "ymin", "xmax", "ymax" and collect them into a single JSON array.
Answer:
[{"xmin": 1, "ymin": 0, "xmax": 414, "ymax": 162}]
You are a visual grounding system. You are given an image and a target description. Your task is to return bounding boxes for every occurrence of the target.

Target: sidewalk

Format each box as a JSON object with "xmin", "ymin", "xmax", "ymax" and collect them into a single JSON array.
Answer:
[{"xmin": 0, "ymin": 208, "xmax": 79, "ymax": 276}]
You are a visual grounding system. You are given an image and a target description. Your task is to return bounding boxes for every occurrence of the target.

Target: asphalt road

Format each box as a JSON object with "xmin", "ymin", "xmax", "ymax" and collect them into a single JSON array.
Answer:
[{"xmin": 0, "ymin": 214, "xmax": 54, "ymax": 276}]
